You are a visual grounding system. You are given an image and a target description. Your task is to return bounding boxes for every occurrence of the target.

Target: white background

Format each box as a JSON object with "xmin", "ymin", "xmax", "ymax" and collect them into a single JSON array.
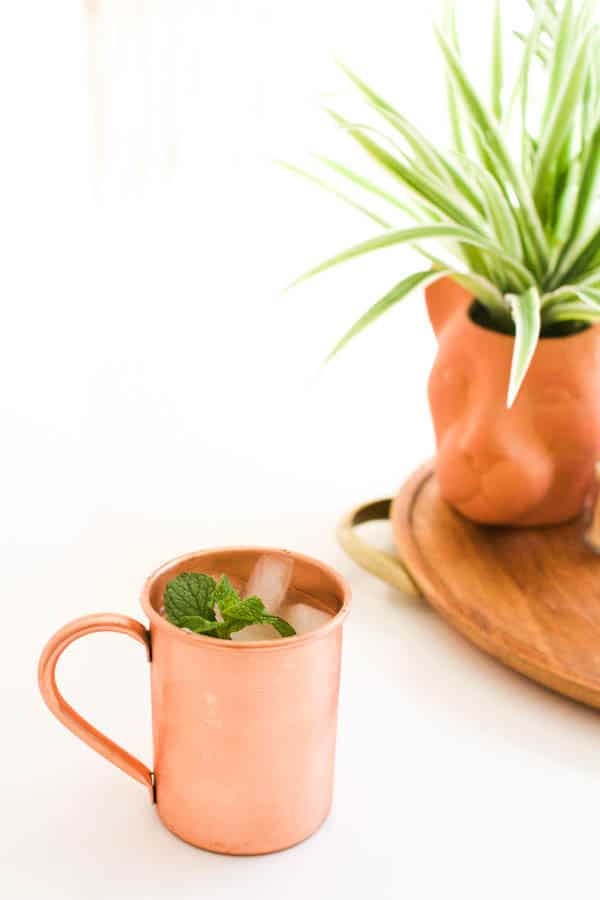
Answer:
[{"xmin": 3, "ymin": 1, "xmax": 600, "ymax": 898}]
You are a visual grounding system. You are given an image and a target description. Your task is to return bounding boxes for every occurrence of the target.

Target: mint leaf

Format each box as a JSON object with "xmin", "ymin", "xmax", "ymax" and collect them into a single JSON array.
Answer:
[
  {"xmin": 259, "ymin": 615, "xmax": 297, "ymax": 638},
  {"xmin": 212, "ymin": 575, "xmax": 241, "ymax": 614},
  {"xmin": 164, "ymin": 573, "xmax": 218, "ymax": 629},
  {"xmin": 163, "ymin": 571, "xmax": 296, "ymax": 640},
  {"xmin": 218, "ymin": 595, "xmax": 297, "ymax": 639},
  {"xmin": 215, "ymin": 621, "xmax": 239, "ymax": 640},
  {"xmin": 220, "ymin": 595, "xmax": 267, "ymax": 623},
  {"xmin": 176, "ymin": 615, "xmax": 220, "ymax": 634}
]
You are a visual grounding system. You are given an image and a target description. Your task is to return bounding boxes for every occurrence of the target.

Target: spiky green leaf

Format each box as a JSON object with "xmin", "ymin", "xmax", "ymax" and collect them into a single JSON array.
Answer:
[
  {"xmin": 326, "ymin": 269, "xmax": 444, "ymax": 360},
  {"xmin": 276, "ymin": 161, "xmax": 392, "ymax": 228},
  {"xmin": 435, "ymin": 27, "xmax": 549, "ymax": 271},
  {"xmin": 288, "ymin": 224, "xmax": 534, "ymax": 291},
  {"xmin": 491, "ymin": 0, "xmax": 503, "ymax": 120},
  {"xmin": 507, "ymin": 287, "xmax": 541, "ymax": 407}
]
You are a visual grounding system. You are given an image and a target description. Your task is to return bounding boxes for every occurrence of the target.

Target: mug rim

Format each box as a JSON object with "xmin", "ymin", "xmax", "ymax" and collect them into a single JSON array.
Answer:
[{"xmin": 140, "ymin": 545, "xmax": 351, "ymax": 651}]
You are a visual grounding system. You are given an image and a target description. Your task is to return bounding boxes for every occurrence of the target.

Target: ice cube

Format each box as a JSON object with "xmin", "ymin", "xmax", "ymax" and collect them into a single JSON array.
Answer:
[
  {"xmin": 277, "ymin": 600, "xmax": 331, "ymax": 635},
  {"xmin": 232, "ymin": 552, "xmax": 294, "ymax": 642},
  {"xmin": 244, "ymin": 552, "xmax": 294, "ymax": 612}
]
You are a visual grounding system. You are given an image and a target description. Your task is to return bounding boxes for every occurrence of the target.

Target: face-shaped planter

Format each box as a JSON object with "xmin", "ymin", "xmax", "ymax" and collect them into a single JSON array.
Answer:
[{"xmin": 426, "ymin": 277, "xmax": 600, "ymax": 526}]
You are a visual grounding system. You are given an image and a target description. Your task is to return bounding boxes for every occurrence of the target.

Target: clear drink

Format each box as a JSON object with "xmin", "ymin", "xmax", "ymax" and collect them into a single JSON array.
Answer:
[{"xmin": 160, "ymin": 553, "xmax": 333, "ymax": 640}]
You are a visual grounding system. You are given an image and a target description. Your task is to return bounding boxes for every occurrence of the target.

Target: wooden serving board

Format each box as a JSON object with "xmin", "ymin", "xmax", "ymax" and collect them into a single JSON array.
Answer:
[{"xmin": 391, "ymin": 463, "xmax": 600, "ymax": 710}]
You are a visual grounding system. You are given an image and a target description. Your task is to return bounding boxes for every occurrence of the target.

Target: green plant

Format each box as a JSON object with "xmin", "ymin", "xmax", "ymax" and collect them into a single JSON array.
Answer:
[
  {"xmin": 285, "ymin": 0, "xmax": 600, "ymax": 406},
  {"xmin": 164, "ymin": 573, "xmax": 296, "ymax": 639}
]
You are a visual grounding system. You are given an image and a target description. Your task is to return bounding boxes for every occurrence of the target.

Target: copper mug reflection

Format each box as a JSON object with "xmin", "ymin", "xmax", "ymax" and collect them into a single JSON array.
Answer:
[{"xmin": 38, "ymin": 547, "xmax": 351, "ymax": 855}]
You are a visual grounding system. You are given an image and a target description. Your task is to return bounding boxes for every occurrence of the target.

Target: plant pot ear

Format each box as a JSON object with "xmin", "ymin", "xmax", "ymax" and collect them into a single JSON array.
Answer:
[{"xmin": 425, "ymin": 277, "xmax": 472, "ymax": 339}]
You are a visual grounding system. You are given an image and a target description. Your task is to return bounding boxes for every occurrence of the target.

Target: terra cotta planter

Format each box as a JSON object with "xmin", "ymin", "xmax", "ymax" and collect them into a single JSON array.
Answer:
[
  {"xmin": 425, "ymin": 276, "xmax": 600, "ymax": 526},
  {"xmin": 38, "ymin": 546, "xmax": 351, "ymax": 855}
]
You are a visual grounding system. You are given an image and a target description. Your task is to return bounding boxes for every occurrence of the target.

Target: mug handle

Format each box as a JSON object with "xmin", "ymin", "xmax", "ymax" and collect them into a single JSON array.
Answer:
[
  {"xmin": 337, "ymin": 498, "xmax": 422, "ymax": 598},
  {"xmin": 38, "ymin": 613, "xmax": 154, "ymax": 802}
]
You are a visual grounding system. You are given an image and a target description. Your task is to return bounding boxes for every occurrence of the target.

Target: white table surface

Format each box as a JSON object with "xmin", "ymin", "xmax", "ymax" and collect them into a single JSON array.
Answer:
[
  {"xmin": 3, "ymin": 1, "xmax": 600, "ymax": 897},
  {"xmin": 6, "ymin": 453, "xmax": 600, "ymax": 900}
]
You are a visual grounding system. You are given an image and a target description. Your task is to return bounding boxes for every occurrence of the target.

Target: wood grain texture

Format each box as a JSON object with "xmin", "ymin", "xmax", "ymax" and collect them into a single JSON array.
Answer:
[{"xmin": 392, "ymin": 462, "xmax": 600, "ymax": 709}]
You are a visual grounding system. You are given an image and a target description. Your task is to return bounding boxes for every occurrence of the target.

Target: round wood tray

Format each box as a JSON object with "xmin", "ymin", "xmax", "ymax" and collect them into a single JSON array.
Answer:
[{"xmin": 338, "ymin": 461, "xmax": 600, "ymax": 710}]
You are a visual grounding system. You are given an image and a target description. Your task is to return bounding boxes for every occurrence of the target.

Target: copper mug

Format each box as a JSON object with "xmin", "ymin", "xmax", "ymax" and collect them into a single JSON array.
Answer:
[{"xmin": 38, "ymin": 547, "xmax": 351, "ymax": 855}]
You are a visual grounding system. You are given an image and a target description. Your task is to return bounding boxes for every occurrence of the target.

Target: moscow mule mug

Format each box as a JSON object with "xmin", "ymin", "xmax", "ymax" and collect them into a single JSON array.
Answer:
[{"xmin": 38, "ymin": 547, "xmax": 351, "ymax": 855}]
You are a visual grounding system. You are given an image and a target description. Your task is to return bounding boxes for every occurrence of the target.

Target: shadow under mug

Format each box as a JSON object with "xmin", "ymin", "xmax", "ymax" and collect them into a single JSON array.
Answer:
[{"xmin": 38, "ymin": 546, "xmax": 351, "ymax": 855}]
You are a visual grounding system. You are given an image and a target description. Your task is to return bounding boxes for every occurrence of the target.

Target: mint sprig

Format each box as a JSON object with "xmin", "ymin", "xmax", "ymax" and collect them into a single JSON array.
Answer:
[{"xmin": 164, "ymin": 572, "xmax": 296, "ymax": 640}]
